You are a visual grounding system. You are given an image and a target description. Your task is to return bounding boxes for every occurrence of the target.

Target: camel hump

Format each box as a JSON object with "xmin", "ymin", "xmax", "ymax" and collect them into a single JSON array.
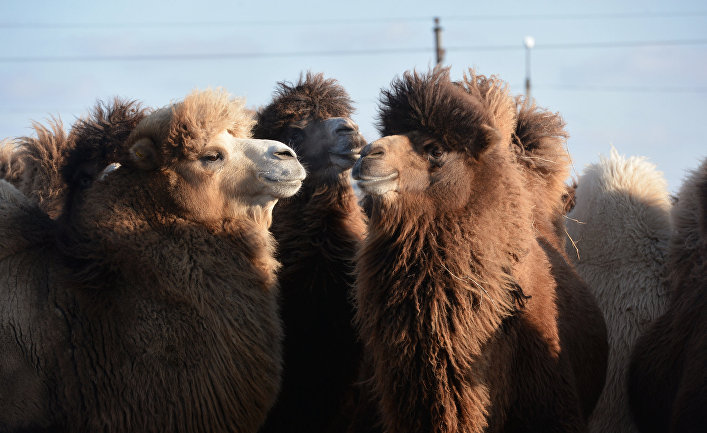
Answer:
[{"xmin": 0, "ymin": 180, "xmax": 52, "ymax": 260}]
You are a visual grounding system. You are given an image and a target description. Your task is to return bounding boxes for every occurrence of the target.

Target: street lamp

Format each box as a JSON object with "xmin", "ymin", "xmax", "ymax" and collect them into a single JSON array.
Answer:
[{"xmin": 524, "ymin": 36, "xmax": 535, "ymax": 99}]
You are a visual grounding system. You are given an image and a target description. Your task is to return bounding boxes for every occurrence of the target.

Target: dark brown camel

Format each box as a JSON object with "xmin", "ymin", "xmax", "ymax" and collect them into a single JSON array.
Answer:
[
  {"xmin": 350, "ymin": 68, "xmax": 608, "ymax": 433},
  {"xmin": 254, "ymin": 72, "xmax": 367, "ymax": 432},
  {"xmin": 628, "ymin": 158, "xmax": 707, "ymax": 433}
]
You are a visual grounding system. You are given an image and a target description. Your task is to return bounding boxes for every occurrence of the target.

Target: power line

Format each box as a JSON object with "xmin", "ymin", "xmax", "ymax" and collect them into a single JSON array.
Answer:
[
  {"xmin": 0, "ymin": 47, "xmax": 431, "ymax": 63},
  {"xmin": 1, "ymin": 39, "xmax": 704, "ymax": 64},
  {"xmin": 539, "ymin": 85, "xmax": 707, "ymax": 93},
  {"xmin": 1, "ymin": 11, "xmax": 706, "ymax": 29},
  {"xmin": 445, "ymin": 11, "xmax": 707, "ymax": 21}
]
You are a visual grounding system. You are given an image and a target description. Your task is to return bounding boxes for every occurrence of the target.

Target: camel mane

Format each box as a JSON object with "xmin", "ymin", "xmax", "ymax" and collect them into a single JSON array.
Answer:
[
  {"xmin": 62, "ymin": 98, "xmax": 148, "ymax": 186},
  {"xmin": 512, "ymin": 98, "xmax": 570, "ymax": 183},
  {"xmin": 125, "ymin": 89, "xmax": 254, "ymax": 167},
  {"xmin": 3, "ymin": 120, "xmax": 68, "ymax": 217},
  {"xmin": 253, "ymin": 72, "xmax": 354, "ymax": 139},
  {"xmin": 377, "ymin": 68, "xmax": 512, "ymax": 159}
]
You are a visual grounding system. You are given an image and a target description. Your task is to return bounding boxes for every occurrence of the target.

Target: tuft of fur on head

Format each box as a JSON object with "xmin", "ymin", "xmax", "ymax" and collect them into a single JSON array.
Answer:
[
  {"xmin": 124, "ymin": 89, "xmax": 254, "ymax": 168},
  {"xmin": 252, "ymin": 72, "xmax": 354, "ymax": 139},
  {"xmin": 62, "ymin": 98, "xmax": 149, "ymax": 186},
  {"xmin": 0, "ymin": 139, "xmax": 22, "ymax": 184},
  {"xmin": 457, "ymin": 69, "xmax": 517, "ymax": 145},
  {"xmin": 512, "ymin": 97, "xmax": 570, "ymax": 189},
  {"xmin": 8, "ymin": 119, "xmax": 70, "ymax": 218},
  {"xmin": 378, "ymin": 68, "xmax": 511, "ymax": 159}
]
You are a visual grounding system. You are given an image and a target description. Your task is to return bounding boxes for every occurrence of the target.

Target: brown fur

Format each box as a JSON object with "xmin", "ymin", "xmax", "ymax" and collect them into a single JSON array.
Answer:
[
  {"xmin": 352, "ymin": 68, "xmax": 607, "ymax": 433},
  {"xmin": 628, "ymin": 158, "xmax": 707, "ymax": 433},
  {"xmin": 0, "ymin": 90, "xmax": 299, "ymax": 432},
  {"xmin": 255, "ymin": 73, "xmax": 367, "ymax": 432},
  {"xmin": 456, "ymin": 72, "xmax": 572, "ymax": 251},
  {"xmin": 0, "ymin": 99, "xmax": 148, "ymax": 219},
  {"xmin": 511, "ymin": 97, "xmax": 572, "ymax": 250},
  {"xmin": 1, "ymin": 119, "xmax": 70, "ymax": 218}
]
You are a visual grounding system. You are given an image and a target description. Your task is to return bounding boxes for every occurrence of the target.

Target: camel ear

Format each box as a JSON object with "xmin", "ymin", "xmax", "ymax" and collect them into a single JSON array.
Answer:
[
  {"xmin": 476, "ymin": 124, "xmax": 503, "ymax": 157},
  {"xmin": 129, "ymin": 138, "xmax": 159, "ymax": 171}
]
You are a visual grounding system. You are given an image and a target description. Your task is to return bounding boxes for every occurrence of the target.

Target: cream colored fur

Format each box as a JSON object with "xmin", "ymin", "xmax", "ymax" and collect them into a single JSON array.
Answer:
[{"xmin": 566, "ymin": 148, "xmax": 672, "ymax": 433}]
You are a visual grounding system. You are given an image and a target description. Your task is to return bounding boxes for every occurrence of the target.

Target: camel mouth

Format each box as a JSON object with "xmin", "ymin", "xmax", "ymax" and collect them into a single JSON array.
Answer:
[
  {"xmin": 335, "ymin": 127, "xmax": 357, "ymax": 135},
  {"xmin": 354, "ymin": 171, "xmax": 398, "ymax": 194},
  {"xmin": 257, "ymin": 173, "xmax": 305, "ymax": 188},
  {"xmin": 329, "ymin": 150, "xmax": 361, "ymax": 168}
]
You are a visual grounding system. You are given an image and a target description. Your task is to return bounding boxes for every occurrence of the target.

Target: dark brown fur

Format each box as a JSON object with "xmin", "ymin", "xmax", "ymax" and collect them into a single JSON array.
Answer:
[
  {"xmin": 1, "ymin": 91, "xmax": 285, "ymax": 432},
  {"xmin": 253, "ymin": 72, "xmax": 355, "ymax": 140},
  {"xmin": 255, "ymin": 73, "xmax": 367, "ymax": 432},
  {"xmin": 0, "ymin": 99, "xmax": 148, "ymax": 219},
  {"xmin": 353, "ymin": 68, "xmax": 607, "ymax": 433},
  {"xmin": 628, "ymin": 159, "xmax": 707, "ymax": 433}
]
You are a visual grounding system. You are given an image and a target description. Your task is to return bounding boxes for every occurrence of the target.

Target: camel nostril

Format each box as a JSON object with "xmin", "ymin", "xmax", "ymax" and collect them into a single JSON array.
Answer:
[{"xmin": 273, "ymin": 149, "xmax": 296, "ymax": 160}]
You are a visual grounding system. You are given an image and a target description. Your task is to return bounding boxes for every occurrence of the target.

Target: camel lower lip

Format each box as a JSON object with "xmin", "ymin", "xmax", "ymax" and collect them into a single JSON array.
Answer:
[
  {"xmin": 356, "ymin": 172, "xmax": 398, "ymax": 184},
  {"xmin": 258, "ymin": 175, "xmax": 303, "ymax": 185},
  {"xmin": 330, "ymin": 152, "xmax": 360, "ymax": 161}
]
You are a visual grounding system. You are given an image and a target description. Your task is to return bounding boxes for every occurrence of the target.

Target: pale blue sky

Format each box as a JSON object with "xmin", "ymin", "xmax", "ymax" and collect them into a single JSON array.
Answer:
[{"xmin": 1, "ymin": 0, "xmax": 705, "ymax": 192}]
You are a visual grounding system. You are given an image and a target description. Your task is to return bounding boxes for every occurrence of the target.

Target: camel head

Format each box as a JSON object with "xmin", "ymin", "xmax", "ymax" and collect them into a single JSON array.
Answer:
[
  {"xmin": 277, "ymin": 116, "xmax": 365, "ymax": 178},
  {"xmin": 353, "ymin": 68, "xmax": 514, "ymax": 212},
  {"xmin": 123, "ymin": 89, "xmax": 305, "ymax": 224},
  {"xmin": 253, "ymin": 72, "xmax": 366, "ymax": 183}
]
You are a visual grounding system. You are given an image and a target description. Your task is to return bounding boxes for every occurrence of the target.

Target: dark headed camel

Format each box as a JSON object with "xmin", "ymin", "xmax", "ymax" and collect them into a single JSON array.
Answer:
[
  {"xmin": 255, "ymin": 72, "xmax": 367, "ymax": 432},
  {"xmin": 350, "ymin": 68, "xmax": 608, "ymax": 433}
]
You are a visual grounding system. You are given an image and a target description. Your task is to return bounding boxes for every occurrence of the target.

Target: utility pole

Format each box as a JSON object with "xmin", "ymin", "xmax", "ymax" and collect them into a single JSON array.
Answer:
[
  {"xmin": 524, "ymin": 36, "xmax": 535, "ymax": 99},
  {"xmin": 434, "ymin": 17, "xmax": 445, "ymax": 66}
]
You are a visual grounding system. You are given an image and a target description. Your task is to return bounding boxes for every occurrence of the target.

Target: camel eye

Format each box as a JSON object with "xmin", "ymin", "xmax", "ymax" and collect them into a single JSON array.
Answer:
[
  {"xmin": 200, "ymin": 152, "xmax": 224, "ymax": 164},
  {"xmin": 427, "ymin": 146, "xmax": 445, "ymax": 160},
  {"xmin": 290, "ymin": 131, "xmax": 303, "ymax": 145},
  {"xmin": 285, "ymin": 128, "xmax": 305, "ymax": 146}
]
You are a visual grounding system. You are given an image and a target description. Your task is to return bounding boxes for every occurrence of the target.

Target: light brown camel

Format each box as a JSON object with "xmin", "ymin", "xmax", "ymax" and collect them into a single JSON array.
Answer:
[
  {"xmin": 350, "ymin": 68, "xmax": 607, "ymax": 433},
  {"xmin": 0, "ymin": 89, "xmax": 305, "ymax": 433},
  {"xmin": 254, "ymin": 72, "xmax": 367, "ymax": 432}
]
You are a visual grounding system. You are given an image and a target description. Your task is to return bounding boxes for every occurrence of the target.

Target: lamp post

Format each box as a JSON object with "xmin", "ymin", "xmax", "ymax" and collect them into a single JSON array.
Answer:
[{"xmin": 524, "ymin": 36, "xmax": 535, "ymax": 99}]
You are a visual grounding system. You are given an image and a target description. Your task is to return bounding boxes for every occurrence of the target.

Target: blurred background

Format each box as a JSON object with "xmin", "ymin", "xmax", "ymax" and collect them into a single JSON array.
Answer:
[{"xmin": 1, "ymin": 0, "xmax": 705, "ymax": 192}]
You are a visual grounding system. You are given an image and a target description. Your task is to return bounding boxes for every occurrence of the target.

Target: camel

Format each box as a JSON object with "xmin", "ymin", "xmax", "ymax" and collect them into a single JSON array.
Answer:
[
  {"xmin": 253, "ymin": 72, "xmax": 367, "ymax": 432},
  {"xmin": 0, "ymin": 99, "xmax": 148, "ymax": 218},
  {"xmin": 628, "ymin": 158, "xmax": 707, "ymax": 433},
  {"xmin": 566, "ymin": 149, "xmax": 672, "ymax": 433},
  {"xmin": 0, "ymin": 89, "xmax": 305, "ymax": 433},
  {"xmin": 350, "ymin": 68, "xmax": 607, "ymax": 433}
]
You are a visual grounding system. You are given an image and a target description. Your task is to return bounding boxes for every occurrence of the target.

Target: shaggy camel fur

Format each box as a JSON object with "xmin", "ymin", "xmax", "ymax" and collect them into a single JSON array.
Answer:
[
  {"xmin": 454, "ymin": 73, "xmax": 572, "ymax": 250},
  {"xmin": 628, "ymin": 158, "xmax": 707, "ymax": 433},
  {"xmin": 0, "ymin": 99, "xmax": 147, "ymax": 218},
  {"xmin": 0, "ymin": 89, "xmax": 306, "ymax": 433},
  {"xmin": 511, "ymin": 97, "xmax": 572, "ymax": 250},
  {"xmin": 351, "ymin": 68, "xmax": 607, "ymax": 433},
  {"xmin": 254, "ymin": 72, "xmax": 367, "ymax": 432},
  {"xmin": 566, "ymin": 149, "xmax": 672, "ymax": 433}
]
